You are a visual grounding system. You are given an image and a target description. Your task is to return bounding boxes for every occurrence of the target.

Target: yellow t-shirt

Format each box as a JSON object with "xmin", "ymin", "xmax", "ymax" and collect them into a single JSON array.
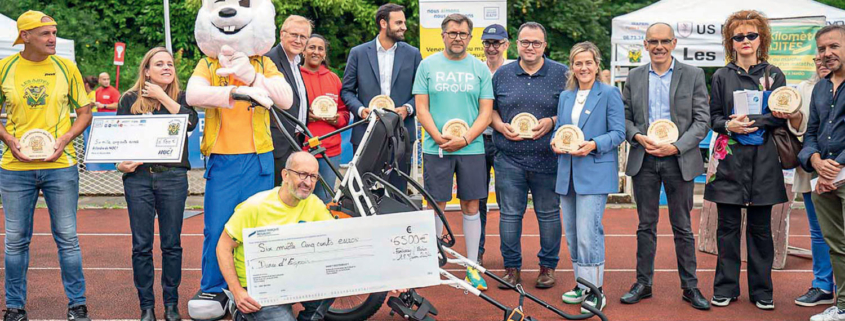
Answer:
[
  {"xmin": 225, "ymin": 187, "xmax": 334, "ymax": 287},
  {"xmin": 87, "ymin": 91, "xmax": 97, "ymax": 112},
  {"xmin": 192, "ymin": 56, "xmax": 283, "ymax": 154},
  {"xmin": 0, "ymin": 53, "xmax": 90, "ymax": 170}
]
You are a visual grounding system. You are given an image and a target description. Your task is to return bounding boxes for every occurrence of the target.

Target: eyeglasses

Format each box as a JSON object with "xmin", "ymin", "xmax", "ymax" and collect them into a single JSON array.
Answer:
[
  {"xmin": 517, "ymin": 40, "xmax": 544, "ymax": 49},
  {"xmin": 286, "ymin": 169, "xmax": 319, "ymax": 182},
  {"xmin": 731, "ymin": 32, "xmax": 759, "ymax": 42},
  {"xmin": 284, "ymin": 31, "xmax": 309, "ymax": 42},
  {"xmin": 482, "ymin": 41, "xmax": 506, "ymax": 49},
  {"xmin": 444, "ymin": 32, "xmax": 470, "ymax": 40},
  {"xmin": 645, "ymin": 38, "xmax": 674, "ymax": 46}
]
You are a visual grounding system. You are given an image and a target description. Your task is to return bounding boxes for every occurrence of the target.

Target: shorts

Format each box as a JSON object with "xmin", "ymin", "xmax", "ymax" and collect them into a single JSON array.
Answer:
[{"xmin": 423, "ymin": 153, "xmax": 487, "ymax": 203}]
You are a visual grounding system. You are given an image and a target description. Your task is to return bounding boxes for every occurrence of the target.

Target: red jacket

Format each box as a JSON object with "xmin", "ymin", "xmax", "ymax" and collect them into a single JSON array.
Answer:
[{"xmin": 300, "ymin": 65, "xmax": 349, "ymax": 157}]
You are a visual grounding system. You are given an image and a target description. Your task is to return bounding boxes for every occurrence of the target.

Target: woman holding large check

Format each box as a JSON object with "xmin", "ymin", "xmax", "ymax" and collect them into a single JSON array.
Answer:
[
  {"xmin": 116, "ymin": 47, "xmax": 198, "ymax": 321},
  {"xmin": 704, "ymin": 10, "xmax": 786, "ymax": 310}
]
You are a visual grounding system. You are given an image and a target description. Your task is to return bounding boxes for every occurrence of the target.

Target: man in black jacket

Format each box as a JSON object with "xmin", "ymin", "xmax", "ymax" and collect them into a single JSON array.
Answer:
[{"xmin": 266, "ymin": 15, "xmax": 312, "ymax": 185}]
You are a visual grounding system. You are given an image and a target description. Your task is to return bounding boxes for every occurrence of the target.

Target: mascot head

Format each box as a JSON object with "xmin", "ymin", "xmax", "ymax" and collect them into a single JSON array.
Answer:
[{"xmin": 195, "ymin": 0, "xmax": 276, "ymax": 58}]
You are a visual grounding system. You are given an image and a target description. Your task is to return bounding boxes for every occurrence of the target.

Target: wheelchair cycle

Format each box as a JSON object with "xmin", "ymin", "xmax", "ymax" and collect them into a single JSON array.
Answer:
[{"xmin": 233, "ymin": 94, "xmax": 609, "ymax": 321}]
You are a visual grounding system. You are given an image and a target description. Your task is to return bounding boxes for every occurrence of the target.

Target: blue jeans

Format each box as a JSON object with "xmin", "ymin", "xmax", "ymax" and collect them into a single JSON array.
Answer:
[
  {"xmin": 313, "ymin": 156, "xmax": 340, "ymax": 203},
  {"xmin": 123, "ymin": 167, "xmax": 189, "ymax": 309},
  {"xmin": 805, "ymin": 192, "xmax": 835, "ymax": 291},
  {"xmin": 239, "ymin": 299, "xmax": 334, "ymax": 321},
  {"xmin": 1, "ymin": 166, "xmax": 86, "ymax": 308},
  {"xmin": 494, "ymin": 155, "xmax": 561, "ymax": 269},
  {"xmin": 560, "ymin": 181, "xmax": 607, "ymax": 288}
]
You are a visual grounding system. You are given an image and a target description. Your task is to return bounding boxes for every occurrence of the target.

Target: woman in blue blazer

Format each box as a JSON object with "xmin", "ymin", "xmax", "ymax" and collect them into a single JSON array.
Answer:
[{"xmin": 552, "ymin": 42, "xmax": 625, "ymax": 313}]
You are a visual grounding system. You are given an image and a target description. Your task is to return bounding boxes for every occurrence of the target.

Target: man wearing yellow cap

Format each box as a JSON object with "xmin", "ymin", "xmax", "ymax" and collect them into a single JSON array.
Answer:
[{"xmin": 0, "ymin": 10, "xmax": 93, "ymax": 321}]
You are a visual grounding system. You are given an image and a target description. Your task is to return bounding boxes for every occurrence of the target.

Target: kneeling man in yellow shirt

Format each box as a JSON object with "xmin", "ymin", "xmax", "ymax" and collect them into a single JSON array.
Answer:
[{"xmin": 217, "ymin": 151, "xmax": 335, "ymax": 320}]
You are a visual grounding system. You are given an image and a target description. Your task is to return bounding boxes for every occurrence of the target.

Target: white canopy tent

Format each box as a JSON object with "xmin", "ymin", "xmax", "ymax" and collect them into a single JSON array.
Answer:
[
  {"xmin": 0, "ymin": 13, "xmax": 76, "ymax": 61},
  {"xmin": 611, "ymin": 0, "xmax": 845, "ymax": 73}
]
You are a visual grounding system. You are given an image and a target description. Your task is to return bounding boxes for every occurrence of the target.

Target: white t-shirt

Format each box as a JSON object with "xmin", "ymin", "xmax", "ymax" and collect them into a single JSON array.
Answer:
[{"xmin": 571, "ymin": 90, "xmax": 590, "ymax": 125}]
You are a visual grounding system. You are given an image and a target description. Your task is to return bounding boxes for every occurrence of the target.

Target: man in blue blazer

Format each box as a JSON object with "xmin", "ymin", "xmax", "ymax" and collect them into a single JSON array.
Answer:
[{"xmin": 341, "ymin": 3, "xmax": 422, "ymax": 192}]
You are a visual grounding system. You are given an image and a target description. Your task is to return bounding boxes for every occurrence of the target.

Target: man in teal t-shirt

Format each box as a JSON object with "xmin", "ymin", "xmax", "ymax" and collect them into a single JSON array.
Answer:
[{"xmin": 412, "ymin": 13, "xmax": 493, "ymax": 291}]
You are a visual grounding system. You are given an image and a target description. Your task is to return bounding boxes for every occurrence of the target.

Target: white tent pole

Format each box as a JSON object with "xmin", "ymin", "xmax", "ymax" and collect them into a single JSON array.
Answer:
[{"xmin": 164, "ymin": 0, "xmax": 172, "ymax": 53}]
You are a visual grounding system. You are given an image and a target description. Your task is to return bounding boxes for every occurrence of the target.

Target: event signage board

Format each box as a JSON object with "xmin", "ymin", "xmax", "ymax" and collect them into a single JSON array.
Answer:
[
  {"xmin": 611, "ymin": 17, "xmax": 824, "ymax": 85},
  {"xmin": 418, "ymin": 0, "xmax": 507, "ymax": 59},
  {"xmin": 243, "ymin": 211, "xmax": 441, "ymax": 306}
]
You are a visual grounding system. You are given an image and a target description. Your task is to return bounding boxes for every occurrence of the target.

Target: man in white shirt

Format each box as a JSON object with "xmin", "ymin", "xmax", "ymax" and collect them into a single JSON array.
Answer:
[
  {"xmin": 266, "ymin": 15, "xmax": 313, "ymax": 186},
  {"xmin": 341, "ymin": 3, "xmax": 422, "ymax": 193}
]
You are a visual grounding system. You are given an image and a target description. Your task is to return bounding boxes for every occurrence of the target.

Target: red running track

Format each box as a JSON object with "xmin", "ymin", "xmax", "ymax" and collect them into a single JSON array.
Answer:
[{"xmin": 0, "ymin": 207, "xmax": 824, "ymax": 320}]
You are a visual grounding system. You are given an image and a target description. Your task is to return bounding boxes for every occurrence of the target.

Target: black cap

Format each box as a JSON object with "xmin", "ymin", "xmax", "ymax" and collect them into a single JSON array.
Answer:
[{"xmin": 481, "ymin": 24, "xmax": 508, "ymax": 41}]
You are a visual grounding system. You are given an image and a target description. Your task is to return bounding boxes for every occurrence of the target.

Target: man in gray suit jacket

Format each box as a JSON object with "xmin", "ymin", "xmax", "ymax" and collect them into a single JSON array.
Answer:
[
  {"xmin": 621, "ymin": 23, "xmax": 711, "ymax": 310},
  {"xmin": 341, "ymin": 3, "xmax": 422, "ymax": 193}
]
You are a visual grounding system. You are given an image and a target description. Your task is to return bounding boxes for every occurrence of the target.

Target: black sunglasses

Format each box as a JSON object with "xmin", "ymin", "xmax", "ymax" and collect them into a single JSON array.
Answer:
[{"xmin": 731, "ymin": 32, "xmax": 759, "ymax": 42}]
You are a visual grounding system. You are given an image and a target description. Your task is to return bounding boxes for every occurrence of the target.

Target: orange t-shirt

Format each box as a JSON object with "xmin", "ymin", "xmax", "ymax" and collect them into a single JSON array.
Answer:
[{"xmin": 192, "ymin": 57, "xmax": 282, "ymax": 154}]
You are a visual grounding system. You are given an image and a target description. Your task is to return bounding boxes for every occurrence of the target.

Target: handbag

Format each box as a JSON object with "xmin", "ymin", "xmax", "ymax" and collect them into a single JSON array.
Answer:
[{"xmin": 764, "ymin": 65, "xmax": 803, "ymax": 169}]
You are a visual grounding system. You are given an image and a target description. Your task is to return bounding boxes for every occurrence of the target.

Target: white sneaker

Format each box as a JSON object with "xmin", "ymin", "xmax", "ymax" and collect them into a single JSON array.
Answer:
[{"xmin": 811, "ymin": 306, "xmax": 845, "ymax": 321}]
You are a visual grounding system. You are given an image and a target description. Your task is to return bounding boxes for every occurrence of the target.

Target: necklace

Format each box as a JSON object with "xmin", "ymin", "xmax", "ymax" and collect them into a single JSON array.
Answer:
[{"xmin": 576, "ymin": 92, "xmax": 588, "ymax": 105}]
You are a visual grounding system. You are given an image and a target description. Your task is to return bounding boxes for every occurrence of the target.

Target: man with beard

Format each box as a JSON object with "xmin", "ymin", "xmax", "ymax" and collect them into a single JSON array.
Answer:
[
  {"xmin": 476, "ymin": 23, "xmax": 509, "ymax": 266},
  {"xmin": 800, "ymin": 25, "xmax": 845, "ymax": 321},
  {"xmin": 217, "ymin": 152, "xmax": 336, "ymax": 320},
  {"xmin": 267, "ymin": 15, "xmax": 313, "ymax": 186},
  {"xmin": 341, "ymin": 3, "xmax": 422, "ymax": 193},
  {"xmin": 414, "ymin": 13, "xmax": 494, "ymax": 290}
]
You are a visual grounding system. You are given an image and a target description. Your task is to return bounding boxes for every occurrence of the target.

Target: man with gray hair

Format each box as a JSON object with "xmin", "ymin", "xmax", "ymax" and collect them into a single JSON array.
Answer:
[
  {"xmin": 800, "ymin": 25, "xmax": 845, "ymax": 321},
  {"xmin": 621, "ymin": 22, "xmax": 710, "ymax": 310}
]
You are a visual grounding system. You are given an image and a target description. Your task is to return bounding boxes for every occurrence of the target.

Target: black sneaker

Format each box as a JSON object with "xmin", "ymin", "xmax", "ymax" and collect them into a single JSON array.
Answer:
[
  {"xmin": 3, "ymin": 309, "xmax": 27, "ymax": 321},
  {"xmin": 67, "ymin": 305, "xmax": 91, "ymax": 321},
  {"xmin": 796, "ymin": 287, "xmax": 835, "ymax": 307},
  {"xmin": 710, "ymin": 295, "xmax": 737, "ymax": 307},
  {"xmin": 755, "ymin": 299, "xmax": 775, "ymax": 310}
]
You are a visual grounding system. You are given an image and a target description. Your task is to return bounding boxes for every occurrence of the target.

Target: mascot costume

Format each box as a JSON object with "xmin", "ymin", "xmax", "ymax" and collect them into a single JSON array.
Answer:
[{"xmin": 186, "ymin": 0, "xmax": 292, "ymax": 319}]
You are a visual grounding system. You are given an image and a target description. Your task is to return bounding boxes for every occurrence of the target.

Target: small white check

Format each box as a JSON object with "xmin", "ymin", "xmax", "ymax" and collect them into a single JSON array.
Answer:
[
  {"xmin": 243, "ymin": 211, "xmax": 441, "ymax": 306},
  {"xmin": 84, "ymin": 115, "xmax": 189, "ymax": 163}
]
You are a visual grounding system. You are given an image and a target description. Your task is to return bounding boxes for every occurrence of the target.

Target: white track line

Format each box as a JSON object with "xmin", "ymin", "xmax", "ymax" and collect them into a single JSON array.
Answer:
[
  {"xmin": 3, "ymin": 267, "xmax": 812, "ymax": 273},
  {"xmin": 0, "ymin": 233, "xmax": 814, "ymax": 237}
]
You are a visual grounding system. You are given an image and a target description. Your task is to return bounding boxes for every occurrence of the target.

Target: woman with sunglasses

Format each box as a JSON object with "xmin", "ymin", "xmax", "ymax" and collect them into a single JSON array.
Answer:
[
  {"xmin": 300, "ymin": 34, "xmax": 349, "ymax": 202},
  {"xmin": 116, "ymin": 47, "xmax": 198, "ymax": 321},
  {"xmin": 704, "ymin": 10, "xmax": 787, "ymax": 310}
]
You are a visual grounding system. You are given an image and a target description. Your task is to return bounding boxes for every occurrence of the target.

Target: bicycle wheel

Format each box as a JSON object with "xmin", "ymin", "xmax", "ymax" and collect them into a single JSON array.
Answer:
[{"xmin": 325, "ymin": 292, "xmax": 387, "ymax": 321}]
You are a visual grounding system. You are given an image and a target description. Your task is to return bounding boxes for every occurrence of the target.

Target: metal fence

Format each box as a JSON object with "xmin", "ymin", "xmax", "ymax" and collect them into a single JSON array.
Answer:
[{"xmin": 0, "ymin": 136, "xmax": 208, "ymax": 196}]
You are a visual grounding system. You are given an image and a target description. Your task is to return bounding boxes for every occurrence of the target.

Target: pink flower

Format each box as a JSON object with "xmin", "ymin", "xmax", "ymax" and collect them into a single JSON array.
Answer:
[{"xmin": 713, "ymin": 134, "xmax": 729, "ymax": 160}]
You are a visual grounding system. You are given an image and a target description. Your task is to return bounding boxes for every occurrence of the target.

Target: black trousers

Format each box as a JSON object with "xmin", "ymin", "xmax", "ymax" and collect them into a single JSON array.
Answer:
[
  {"xmin": 632, "ymin": 154, "xmax": 698, "ymax": 289},
  {"xmin": 714, "ymin": 203, "xmax": 774, "ymax": 301},
  {"xmin": 478, "ymin": 135, "xmax": 496, "ymax": 256}
]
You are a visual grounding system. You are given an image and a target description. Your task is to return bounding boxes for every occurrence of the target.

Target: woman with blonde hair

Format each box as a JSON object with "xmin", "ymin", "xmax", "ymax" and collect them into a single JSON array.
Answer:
[
  {"xmin": 116, "ymin": 47, "xmax": 198, "ymax": 321},
  {"xmin": 552, "ymin": 41, "xmax": 625, "ymax": 313},
  {"xmin": 704, "ymin": 10, "xmax": 787, "ymax": 310}
]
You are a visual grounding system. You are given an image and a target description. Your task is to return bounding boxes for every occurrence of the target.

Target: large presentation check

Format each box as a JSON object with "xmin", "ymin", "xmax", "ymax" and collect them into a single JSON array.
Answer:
[
  {"xmin": 84, "ymin": 115, "xmax": 189, "ymax": 163},
  {"xmin": 243, "ymin": 211, "xmax": 441, "ymax": 306}
]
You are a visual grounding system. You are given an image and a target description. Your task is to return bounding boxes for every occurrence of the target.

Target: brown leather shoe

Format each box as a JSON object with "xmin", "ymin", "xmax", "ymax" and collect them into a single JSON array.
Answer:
[
  {"xmin": 535, "ymin": 266, "xmax": 556, "ymax": 289},
  {"xmin": 498, "ymin": 268, "xmax": 521, "ymax": 289}
]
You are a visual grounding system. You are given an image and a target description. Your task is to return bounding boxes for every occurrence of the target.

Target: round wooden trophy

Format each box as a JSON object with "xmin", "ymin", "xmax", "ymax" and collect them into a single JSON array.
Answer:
[
  {"xmin": 369, "ymin": 95, "xmax": 395, "ymax": 111},
  {"xmin": 511, "ymin": 113, "xmax": 539, "ymax": 139},
  {"xmin": 647, "ymin": 119, "xmax": 680, "ymax": 145},
  {"xmin": 442, "ymin": 119, "xmax": 470, "ymax": 138},
  {"xmin": 20, "ymin": 129, "xmax": 55, "ymax": 160},
  {"xmin": 553, "ymin": 125, "xmax": 584, "ymax": 152},
  {"xmin": 768, "ymin": 86, "xmax": 802, "ymax": 114},
  {"xmin": 311, "ymin": 95, "xmax": 338, "ymax": 119}
]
